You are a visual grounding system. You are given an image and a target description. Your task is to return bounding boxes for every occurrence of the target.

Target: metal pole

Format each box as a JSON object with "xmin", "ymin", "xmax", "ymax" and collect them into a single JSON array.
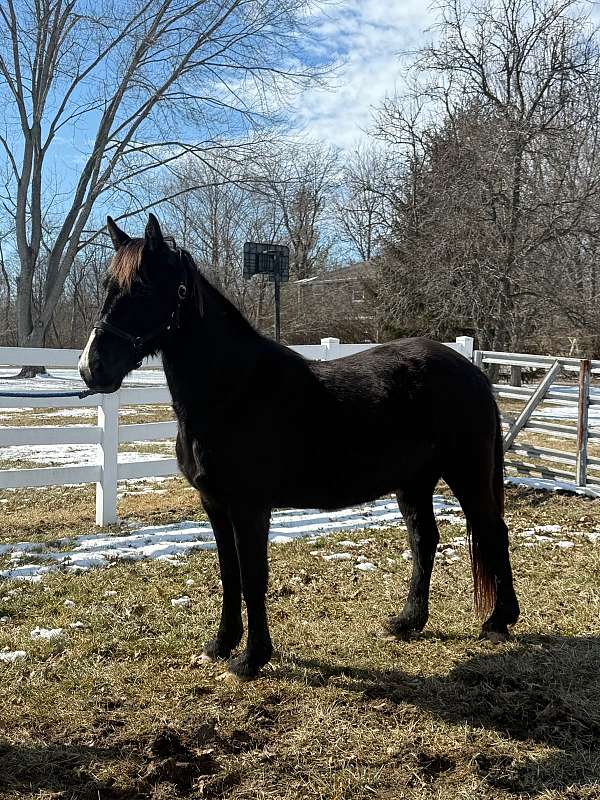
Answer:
[{"xmin": 274, "ymin": 273, "xmax": 281, "ymax": 343}]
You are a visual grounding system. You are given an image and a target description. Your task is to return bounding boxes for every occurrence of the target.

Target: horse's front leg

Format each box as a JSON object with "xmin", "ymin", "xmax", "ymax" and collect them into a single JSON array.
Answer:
[
  {"xmin": 227, "ymin": 506, "xmax": 272, "ymax": 679},
  {"xmin": 201, "ymin": 498, "xmax": 243, "ymax": 661}
]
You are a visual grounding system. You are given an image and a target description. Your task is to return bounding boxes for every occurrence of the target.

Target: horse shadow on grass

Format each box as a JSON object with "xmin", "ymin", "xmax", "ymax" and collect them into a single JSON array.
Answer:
[
  {"xmin": 0, "ymin": 723, "xmax": 230, "ymax": 800},
  {"xmin": 275, "ymin": 633, "xmax": 600, "ymax": 797}
]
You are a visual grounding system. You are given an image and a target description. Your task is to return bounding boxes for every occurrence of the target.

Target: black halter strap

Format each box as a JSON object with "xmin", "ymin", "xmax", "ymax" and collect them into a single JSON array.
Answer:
[{"xmin": 94, "ymin": 250, "xmax": 188, "ymax": 363}]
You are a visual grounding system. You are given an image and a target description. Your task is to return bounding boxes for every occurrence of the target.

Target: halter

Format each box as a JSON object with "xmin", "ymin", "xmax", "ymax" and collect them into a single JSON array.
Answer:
[{"xmin": 93, "ymin": 249, "xmax": 188, "ymax": 367}]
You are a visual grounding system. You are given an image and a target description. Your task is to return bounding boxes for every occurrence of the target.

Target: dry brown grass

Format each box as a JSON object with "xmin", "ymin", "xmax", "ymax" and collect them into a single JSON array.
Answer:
[
  {"xmin": 0, "ymin": 487, "xmax": 599, "ymax": 799},
  {"xmin": 0, "ymin": 478, "xmax": 203, "ymax": 545}
]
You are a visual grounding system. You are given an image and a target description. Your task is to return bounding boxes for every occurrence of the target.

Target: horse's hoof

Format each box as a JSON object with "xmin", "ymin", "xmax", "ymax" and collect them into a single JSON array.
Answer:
[
  {"xmin": 201, "ymin": 637, "xmax": 237, "ymax": 662},
  {"xmin": 480, "ymin": 629, "xmax": 509, "ymax": 644},
  {"xmin": 380, "ymin": 615, "xmax": 421, "ymax": 641},
  {"xmin": 190, "ymin": 653, "xmax": 215, "ymax": 667},
  {"xmin": 199, "ymin": 652, "xmax": 216, "ymax": 662},
  {"xmin": 226, "ymin": 652, "xmax": 265, "ymax": 681}
]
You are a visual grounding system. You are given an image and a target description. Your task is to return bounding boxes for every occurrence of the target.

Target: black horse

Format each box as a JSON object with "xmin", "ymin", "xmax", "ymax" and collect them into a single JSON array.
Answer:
[{"xmin": 79, "ymin": 214, "xmax": 519, "ymax": 679}]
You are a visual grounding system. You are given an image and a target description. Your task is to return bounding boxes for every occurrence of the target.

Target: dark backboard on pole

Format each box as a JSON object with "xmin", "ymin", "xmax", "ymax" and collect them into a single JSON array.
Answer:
[{"xmin": 243, "ymin": 242, "xmax": 290, "ymax": 282}]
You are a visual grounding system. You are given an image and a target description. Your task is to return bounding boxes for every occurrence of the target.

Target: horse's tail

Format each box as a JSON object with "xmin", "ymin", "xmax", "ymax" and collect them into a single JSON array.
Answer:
[{"xmin": 468, "ymin": 404, "xmax": 504, "ymax": 618}]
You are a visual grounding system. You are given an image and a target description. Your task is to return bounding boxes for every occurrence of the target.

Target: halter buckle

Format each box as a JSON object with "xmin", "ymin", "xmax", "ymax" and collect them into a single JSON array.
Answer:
[{"xmin": 178, "ymin": 284, "xmax": 187, "ymax": 300}]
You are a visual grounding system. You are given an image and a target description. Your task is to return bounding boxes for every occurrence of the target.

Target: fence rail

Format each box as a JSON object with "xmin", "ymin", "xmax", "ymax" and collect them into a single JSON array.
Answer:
[{"xmin": 2, "ymin": 335, "xmax": 597, "ymax": 526}]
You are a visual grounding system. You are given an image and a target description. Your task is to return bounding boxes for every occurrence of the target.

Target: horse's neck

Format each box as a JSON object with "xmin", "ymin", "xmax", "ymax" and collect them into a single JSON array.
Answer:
[{"xmin": 160, "ymin": 277, "xmax": 262, "ymax": 422}]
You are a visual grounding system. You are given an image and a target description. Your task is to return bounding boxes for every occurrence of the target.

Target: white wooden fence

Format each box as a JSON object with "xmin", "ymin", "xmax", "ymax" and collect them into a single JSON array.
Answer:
[{"xmin": 0, "ymin": 336, "xmax": 474, "ymax": 526}]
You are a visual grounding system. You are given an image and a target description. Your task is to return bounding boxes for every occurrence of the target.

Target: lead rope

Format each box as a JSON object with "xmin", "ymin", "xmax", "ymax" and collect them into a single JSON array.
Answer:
[{"xmin": 0, "ymin": 388, "xmax": 98, "ymax": 399}]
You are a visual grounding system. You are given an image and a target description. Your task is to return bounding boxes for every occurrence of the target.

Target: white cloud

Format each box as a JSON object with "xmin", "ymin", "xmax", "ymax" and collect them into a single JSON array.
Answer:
[{"xmin": 293, "ymin": 0, "xmax": 435, "ymax": 149}]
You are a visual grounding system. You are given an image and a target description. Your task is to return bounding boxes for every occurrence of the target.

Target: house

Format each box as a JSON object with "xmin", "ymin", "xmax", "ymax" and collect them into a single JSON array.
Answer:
[{"xmin": 288, "ymin": 261, "xmax": 379, "ymax": 343}]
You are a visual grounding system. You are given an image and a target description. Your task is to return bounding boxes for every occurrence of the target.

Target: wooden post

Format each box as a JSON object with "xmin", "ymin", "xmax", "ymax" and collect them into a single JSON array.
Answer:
[
  {"xmin": 576, "ymin": 359, "xmax": 591, "ymax": 487},
  {"xmin": 96, "ymin": 391, "xmax": 119, "ymax": 526},
  {"xmin": 510, "ymin": 365, "xmax": 522, "ymax": 387},
  {"xmin": 473, "ymin": 350, "xmax": 484, "ymax": 370}
]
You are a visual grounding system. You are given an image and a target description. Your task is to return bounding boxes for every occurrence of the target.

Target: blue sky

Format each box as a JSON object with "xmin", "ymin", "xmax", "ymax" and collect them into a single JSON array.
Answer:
[{"xmin": 293, "ymin": 0, "xmax": 434, "ymax": 148}]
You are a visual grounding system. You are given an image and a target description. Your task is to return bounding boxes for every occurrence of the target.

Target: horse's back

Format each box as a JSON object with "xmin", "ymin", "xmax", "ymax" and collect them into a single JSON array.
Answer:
[{"xmin": 309, "ymin": 337, "xmax": 493, "ymax": 430}]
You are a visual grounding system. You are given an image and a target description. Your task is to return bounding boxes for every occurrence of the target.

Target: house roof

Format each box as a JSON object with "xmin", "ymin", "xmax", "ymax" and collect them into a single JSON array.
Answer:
[{"xmin": 295, "ymin": 260, "xmax": 377, "ymax": 286}]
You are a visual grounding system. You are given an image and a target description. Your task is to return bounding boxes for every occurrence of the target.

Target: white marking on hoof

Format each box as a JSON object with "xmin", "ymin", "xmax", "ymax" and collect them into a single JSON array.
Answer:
[{"xmin": 217, "ymin": 669, "xmax": 247, "ymax": 683}]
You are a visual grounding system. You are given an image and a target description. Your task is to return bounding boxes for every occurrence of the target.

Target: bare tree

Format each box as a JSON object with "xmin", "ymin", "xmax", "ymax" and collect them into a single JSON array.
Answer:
[
  {"xmin": 336, "ymin": 144, "xmax": 393, "ymax": 262},
  {"xmin": 254, "ymin": 141, "xmax": 340, "ymax": 280},
  {"xmin": 0, "ymin": 0, "xmax": 328, "ymax": 371},
  {"xmin": 156, "ymin": 154, "xmax": 276, "ymax": 329},
  {"xmin": 376, "ymin": 0, "xmax": 600, "ymax": 352}
]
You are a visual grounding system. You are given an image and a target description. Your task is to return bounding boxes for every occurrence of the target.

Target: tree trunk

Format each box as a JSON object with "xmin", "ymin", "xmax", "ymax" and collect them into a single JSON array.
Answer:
[{"xmin": 14, "ymin": 296, "xmax": 48, "ymax": 377}]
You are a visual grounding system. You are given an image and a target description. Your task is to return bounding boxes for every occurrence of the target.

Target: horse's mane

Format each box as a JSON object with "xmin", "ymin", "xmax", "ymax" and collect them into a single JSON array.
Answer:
[
  {"xmin": 109, "ymin": 239, "xmax": 145, "ymax": 289},
  {"xmin": 110, "ymin": 238, "xmax": 257, "ymax": 335}
]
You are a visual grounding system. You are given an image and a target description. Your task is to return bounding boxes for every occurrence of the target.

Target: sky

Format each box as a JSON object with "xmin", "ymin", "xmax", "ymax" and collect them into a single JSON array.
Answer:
[{"xmin": 292, "ymin": 0, "xmax": 435, "ymax": 149}]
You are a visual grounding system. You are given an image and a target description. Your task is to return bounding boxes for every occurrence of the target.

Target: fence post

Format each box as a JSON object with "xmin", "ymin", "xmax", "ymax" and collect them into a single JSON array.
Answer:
[
  {"xmin": 321, "ymin": 337, "xmax": 341, "ymax": 361},
  {"xmin": 473, "ymin": 350, "xmax": 483, "ymax": 370},
  {"xmin": 96, "ymin": 391, "xmax": 119, "ymax": 526},
  {"xmin": 510, "ymin": 365, "xmax": 522, "ymax": 387},
  {"xmin": 576, "ymin": 359, "xmax": 591, "ymax": 488},
  {"xmin": 455, "ymin": 336, "xmax": 474, "ymax": 361}
]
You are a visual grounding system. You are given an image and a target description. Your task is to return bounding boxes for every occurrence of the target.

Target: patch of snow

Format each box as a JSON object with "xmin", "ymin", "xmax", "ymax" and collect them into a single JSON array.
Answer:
[
  {"xmin": 441, "ymin": 547, "xmax": 457, "ymax": 557},
  {"xmin": 505, "ymin": 476, "xmax": 600, "ymax": 498},
  {"xmin": 0, "ymin": 496, "xmax": 464, "ymax": 582},
  {"xmin": 69, "ymin": 621, "xmax": 86, "ymax": 629},
  {"xmin": 356, "ymin": 561, "xmax": 377, "ymax": 571},
  {"xmin": 31, "ymin": 627, "xmax": 64, "ymax": 640},
  {"xmin": 44, "ymin": 408, "xmax": 99, "ymax": 419},
  {"xmin": 171, "ymin": 596, "xmax": 191, "ymax": 607},
  {"xmin": 63, "ymin": 599, "xmax": 76, "ymax": 607},
  {"xmin": 185, "ymin": 579, "xmax": 195, "ymax": 586},
  {"xmin": 270, "ymin": 535, "xmax": 295, "ymax": 544},
  {"xmin": 556, "ymin": 540, "xmax": 575, "ymax": 549},
  {"xmin": 0, "ymin": 650, "xmax": 26, "ymax": 663},
  {"xmin": 0, "ymin": 442, "xmax": 173, "ymax": 467},
  {"xmin": 322, "ymin": 552, "xmax": 353, "ymax": 561}
]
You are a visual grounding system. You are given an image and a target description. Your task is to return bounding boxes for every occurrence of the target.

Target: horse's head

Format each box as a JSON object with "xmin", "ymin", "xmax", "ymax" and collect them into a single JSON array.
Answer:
[{"xmin": 79, "ymin": 214, "xmax": 187, "ymax": 393}]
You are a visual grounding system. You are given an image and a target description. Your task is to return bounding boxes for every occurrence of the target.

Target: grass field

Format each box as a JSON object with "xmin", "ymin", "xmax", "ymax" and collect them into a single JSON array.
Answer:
[{"xmin": 1, "ymin": 485, "xmax": 599, "ymax": 800}]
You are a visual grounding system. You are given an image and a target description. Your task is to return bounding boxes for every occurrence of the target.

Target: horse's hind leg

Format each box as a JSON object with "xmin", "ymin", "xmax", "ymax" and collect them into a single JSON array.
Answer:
[
  {"xmin": 383, "ymin": 478, "xmax": 440, "ymax": 638},
  {"xmin": 444, "ymin": 474, "xmax": 519, "ymax": 642}
]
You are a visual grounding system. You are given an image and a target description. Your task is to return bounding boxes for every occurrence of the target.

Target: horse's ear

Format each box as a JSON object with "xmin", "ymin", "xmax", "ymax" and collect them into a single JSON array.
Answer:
[
  {"xmin": 145, "ymin": 213, "xmax": 165, "ymax": 251},
  {"xmin": 106, "ymin": 216, "xmax": 130, "ymax": 251}
]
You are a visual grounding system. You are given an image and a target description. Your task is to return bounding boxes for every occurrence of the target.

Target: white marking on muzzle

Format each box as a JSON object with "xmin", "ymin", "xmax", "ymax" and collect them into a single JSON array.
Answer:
[{"xmin": 78, "ymin": 329, "xmax": 97, "ymax": 379}]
